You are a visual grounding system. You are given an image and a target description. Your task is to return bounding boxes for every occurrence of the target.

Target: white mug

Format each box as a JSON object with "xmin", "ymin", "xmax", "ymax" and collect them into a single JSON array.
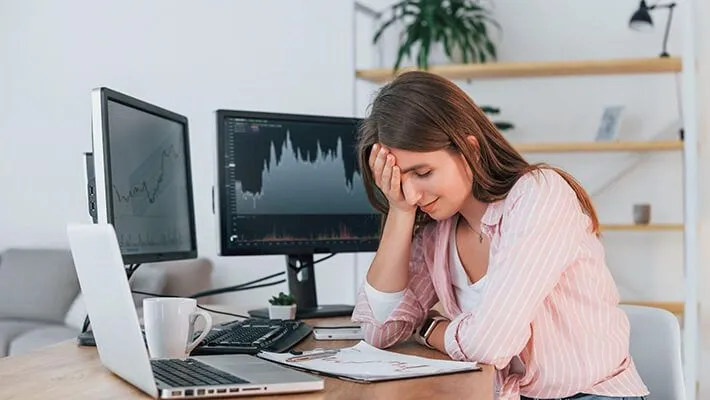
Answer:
[{"xmin": 143, "ymin": 297, "xmax": 213, "ymax": 359}]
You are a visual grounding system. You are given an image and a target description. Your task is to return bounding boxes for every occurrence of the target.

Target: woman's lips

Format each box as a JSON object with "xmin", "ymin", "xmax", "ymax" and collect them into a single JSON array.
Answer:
[{"xmin": 420, "ymin": 199, "xmax": 438, "ymax": 213}]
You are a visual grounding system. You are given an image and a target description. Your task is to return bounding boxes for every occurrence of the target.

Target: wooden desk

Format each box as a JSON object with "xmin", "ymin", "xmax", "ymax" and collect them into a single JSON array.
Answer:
[{"xmin": 0, "ymin": 310, "xmax": 494, "ymax": 399}]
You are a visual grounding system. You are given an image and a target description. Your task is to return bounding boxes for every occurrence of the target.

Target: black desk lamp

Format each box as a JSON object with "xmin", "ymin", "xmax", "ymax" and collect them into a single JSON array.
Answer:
[{"xmin": 629, "ymin": 0, "xmax": 677, "ymax": 57}]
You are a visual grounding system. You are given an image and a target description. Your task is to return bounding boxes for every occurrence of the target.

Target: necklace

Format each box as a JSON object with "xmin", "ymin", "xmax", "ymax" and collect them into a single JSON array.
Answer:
[{"xmin": 462, "ymin": 218, "xmax": 484, "ymax": 243}]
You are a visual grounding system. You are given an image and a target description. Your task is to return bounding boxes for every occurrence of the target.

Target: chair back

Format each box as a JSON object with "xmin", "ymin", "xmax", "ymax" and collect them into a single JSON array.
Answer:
[{"xmin": 620, "ymin": 304, "xmax": 685, "ymax": 400}]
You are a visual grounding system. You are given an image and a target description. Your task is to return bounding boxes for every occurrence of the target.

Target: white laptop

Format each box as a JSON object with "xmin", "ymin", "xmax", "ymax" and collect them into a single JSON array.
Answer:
[{"xmin": 66, "ymin": 223, "xmax": 324, "ymax": 399}]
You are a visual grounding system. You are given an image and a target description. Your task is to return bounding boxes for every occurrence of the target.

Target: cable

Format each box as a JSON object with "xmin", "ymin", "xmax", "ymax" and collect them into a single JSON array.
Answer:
[
  {"xmin": 189, "ymin": 271, "xmax": 286, "ymax": 299},
  {"xmin": 675, "ymin": 72, "xmax": 684, "ymax": 139},
  {"xmin": 191, "ymin": 279, "xmax": 286, "ymax": 298},
  {"xmin": 187, "ymin": 252, "xmax": 338, "ymax": 300},
  {"xmin": 129, "ymin": 290, "xmax": 267, "ymax": 320},
  {"xmin": 196, "ymin": 304, "xmax": 252, "ymax": 319},
  {"xmin": 131, "ymin": 277, "xmax": 286, "ymax": 301},
  {"xmin": 288, "ymin": 253, "xmax": 337, "ymax": 274},
  {"xmin": 129, "ymin": 290, "xmax": 255, "ymax": 319}
]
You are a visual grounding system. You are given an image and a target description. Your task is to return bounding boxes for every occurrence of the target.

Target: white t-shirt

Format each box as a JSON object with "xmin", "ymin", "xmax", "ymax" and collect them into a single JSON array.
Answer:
[{"xmin": 364, "ymin": 216, "xmax": 488, "ymax": 321}]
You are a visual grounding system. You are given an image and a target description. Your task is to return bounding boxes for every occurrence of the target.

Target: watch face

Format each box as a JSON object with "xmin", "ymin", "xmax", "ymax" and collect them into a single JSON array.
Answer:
[{"xmin": 419, "ymin": 318, "xmax": 434, "ymax": 337}]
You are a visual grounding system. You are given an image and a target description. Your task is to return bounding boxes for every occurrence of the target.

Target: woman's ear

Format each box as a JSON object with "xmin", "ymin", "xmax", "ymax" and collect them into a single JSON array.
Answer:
[
  {"xmin": 465, "ymin": 135, "xmax": 479, "ymax": 151},
  {"xmin": 465, "ymin": 135, "xmax": 481, "ymax": 163}
]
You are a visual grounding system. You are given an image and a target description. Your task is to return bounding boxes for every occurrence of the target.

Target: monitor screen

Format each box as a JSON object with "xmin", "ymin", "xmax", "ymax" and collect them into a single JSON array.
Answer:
[
  {"xmin": 89, "ymin": 87, "xmax": 197, "ymax": 264},
  {"xmin": 216, "ymin": 110, "xmax": 381, "ymax": 257}
]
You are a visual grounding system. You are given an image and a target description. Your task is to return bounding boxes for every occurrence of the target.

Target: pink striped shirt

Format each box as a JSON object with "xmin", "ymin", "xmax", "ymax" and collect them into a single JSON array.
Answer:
[{"xmin": 352, "ymin": 169, "xmax": 649, "ymax": 399}]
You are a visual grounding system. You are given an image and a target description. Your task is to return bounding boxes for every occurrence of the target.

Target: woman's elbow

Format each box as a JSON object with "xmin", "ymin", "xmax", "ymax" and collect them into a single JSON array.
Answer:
[
  {"xmin": 447, "ymin": 321, "xmax": 528, "ymax": 365},
  {"xmin": 361, "ymin": 321, "xmax": 413, "ymax": 349}
]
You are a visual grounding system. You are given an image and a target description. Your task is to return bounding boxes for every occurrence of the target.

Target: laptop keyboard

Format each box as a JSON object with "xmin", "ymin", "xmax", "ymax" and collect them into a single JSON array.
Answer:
[{"xmin": 151, "ymin": 358, "xmax": 249, "ymax": 387}]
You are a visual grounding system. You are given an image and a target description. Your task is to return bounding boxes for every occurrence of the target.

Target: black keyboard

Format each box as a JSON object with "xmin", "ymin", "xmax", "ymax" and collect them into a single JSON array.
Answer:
[
  {"xmin": 191, "ymin": 318, "xmax": 313, "ymax": 355},
  {"xmin": 151, "ymin": 358, "xmax": 248, "ymax": 387}
]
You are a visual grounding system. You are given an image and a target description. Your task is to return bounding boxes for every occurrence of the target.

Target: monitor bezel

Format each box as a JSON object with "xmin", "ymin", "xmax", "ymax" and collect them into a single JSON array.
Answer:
[
  {"xmin": 90, "ymin": 87, "xmax": 198, "ymax": 264},
  {"xmin": 214, "ymin": 109, "xmax": 380, "ymax": 257}
]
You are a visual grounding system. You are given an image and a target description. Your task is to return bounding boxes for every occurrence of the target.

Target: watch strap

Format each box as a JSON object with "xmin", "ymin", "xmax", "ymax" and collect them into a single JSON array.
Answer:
[{"xmin": 422, "ymin": 316, "xmax": 447, "ymax": 348}]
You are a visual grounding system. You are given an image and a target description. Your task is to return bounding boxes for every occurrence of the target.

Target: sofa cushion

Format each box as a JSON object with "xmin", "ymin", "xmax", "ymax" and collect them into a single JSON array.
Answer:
[
  {"xmin": 8, "ymin": 325, "xmax": 79, "ymax": 356},
  {"xmin": 146, "ymin": 258, "xmax": 213, "ymax": 300},
  {"xmin": 63, "ymin": 293, "xmax": 89, "ymax": 332},
  {"xmin": 128, "ymin": 265, "xmax": 169, "ymax": 307},
  {"xmin": 0, "ymin": 249, "xmax": 80, "ymax": 324},
  {"xmin": 63, "ymin": 265, "xmax": 167, "ymax": 331},
  {"xmin": 0, "ymin": 320, "xmax": 48, "ymax": 356}
]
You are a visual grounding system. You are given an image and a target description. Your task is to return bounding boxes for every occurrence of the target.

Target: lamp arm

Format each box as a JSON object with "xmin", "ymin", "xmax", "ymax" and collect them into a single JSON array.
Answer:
[
  {"xmin": 659, "ymin": 3, "xmax": 675, "ymax": 57},
  {"xmin": 650, "ymin": 2, "xmax": 677, "ymax": 9}
]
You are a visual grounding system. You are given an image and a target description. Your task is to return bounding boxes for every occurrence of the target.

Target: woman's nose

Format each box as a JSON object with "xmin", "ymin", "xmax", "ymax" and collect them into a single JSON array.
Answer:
[{"xmin": 401, "ymin": 178, "xmax": 422, "ymax": 206}]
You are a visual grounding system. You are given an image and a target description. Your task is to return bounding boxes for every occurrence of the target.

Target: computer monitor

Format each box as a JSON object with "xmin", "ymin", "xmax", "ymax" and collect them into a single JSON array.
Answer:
[
  {"xmin": 215, "ymin": 109, "xmax": 381, "ymax": 319},
  {"xmin": 87, "ymin": 87, "xmax": 198, "ymax": 265}
]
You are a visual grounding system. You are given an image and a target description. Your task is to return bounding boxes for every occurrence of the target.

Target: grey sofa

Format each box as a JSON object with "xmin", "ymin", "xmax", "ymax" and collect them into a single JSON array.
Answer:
[{"xmin": 0, "ymin": 247, "xmax": 213, "ymax": 358}]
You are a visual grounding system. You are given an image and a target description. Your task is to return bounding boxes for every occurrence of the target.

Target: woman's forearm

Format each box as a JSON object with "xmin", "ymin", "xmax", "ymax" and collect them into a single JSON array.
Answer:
[{"xmin": 366, "ymin": 209, "xmax": 417, "ymax": 292}]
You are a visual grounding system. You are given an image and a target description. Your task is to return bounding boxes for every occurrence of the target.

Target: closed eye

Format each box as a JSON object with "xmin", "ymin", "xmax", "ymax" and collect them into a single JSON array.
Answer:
[{"xmin": 415, "ymin": 170, "xmax": 432, "ymax": 178}]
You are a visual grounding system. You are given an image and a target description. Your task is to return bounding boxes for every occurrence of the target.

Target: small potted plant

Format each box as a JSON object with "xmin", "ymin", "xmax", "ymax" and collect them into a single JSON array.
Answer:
[{"xmin": 268, "ymin": 292, "xmax": 297, "ymax": 320}]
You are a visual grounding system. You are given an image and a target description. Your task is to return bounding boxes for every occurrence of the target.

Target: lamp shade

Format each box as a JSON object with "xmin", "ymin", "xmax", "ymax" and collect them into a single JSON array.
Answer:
[{"xmin": 629, "ymin": 0, "xmax": 654, "ymax": 32}]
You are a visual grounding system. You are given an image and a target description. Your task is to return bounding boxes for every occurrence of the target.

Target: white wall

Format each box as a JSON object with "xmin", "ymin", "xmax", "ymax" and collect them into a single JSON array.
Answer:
[
  {"xmin": 692, "ymin": 0, "xmax": 710, "ymax": 397},
  {"xmin": 0, "ymin": 0, "xmax": 360, "ymax": 308}
]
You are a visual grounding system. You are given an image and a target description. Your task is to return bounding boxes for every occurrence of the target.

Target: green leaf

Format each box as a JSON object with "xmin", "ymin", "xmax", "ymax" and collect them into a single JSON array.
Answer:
[
  {"xmin": 394, "ymin": 22, "xmax": 420, "ymax": 71},
  {"xmin": 447, "ymin": 29, "xmax": 466, "ymax": 63},
  {"xmin": 473, "ymin": 19, "xmax": 487, "ymax": 37},
  {"xmin": 495, "ymin": 122, "xmax": 514, "ymax": 131},
  {"xmin": 457, "ymin": 26, "xmax": 478, "ymax": 63},
  {"xmin": 461, "ymin": 17, "xmax": 493, "ymax": 61},
  {"xmin": 373, "ymin": 14, "xmax": 400, "ymax": 44},
  {"xmin": 460, "ymin": 1, "xmax": 485, "ymax": 12},
  {"xmin": 485, "ymin": 39, "xmax": 497, "ymax": 60},
  {"xmin": 476, "ymin": 13, "xmax": 503, "ymax": 34},
  {"xmin": 438, "ymin": 12, "xmax": 466, "ymax": 62},
  {"xmin": 269, "ymin": 291, "xmax": 296, "ymax": 305},
  {"xmin": 418, "ymin": 25, "xmax": 431, "ymax": 69},
  {"xmin": 481, "ymin": 105, "xmax": 500, "ymax": 114},
  {"xmin": 441, "ymin": 27, "xmax": 453, "ymax": 59}
]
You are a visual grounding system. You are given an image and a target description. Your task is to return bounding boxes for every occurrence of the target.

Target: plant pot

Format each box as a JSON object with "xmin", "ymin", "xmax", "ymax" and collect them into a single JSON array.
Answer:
[
  {"xmin": 268, "ymin": 304, "xmax": 297, "ymax": 320},
  {"xmin": 633, "ymin": 203, "xmax": 651, "ymax": 225}
]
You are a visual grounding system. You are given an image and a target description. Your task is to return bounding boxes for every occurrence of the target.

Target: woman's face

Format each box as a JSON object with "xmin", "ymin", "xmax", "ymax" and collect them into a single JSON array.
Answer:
[{"xmin": 388, "ymin": 146, "xmax": 474, "ymax": 220}]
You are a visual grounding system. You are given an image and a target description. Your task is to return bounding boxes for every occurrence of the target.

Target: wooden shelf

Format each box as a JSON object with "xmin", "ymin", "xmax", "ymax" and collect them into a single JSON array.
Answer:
[
  {"xmin": 601, "ymin": 224, "xmax": 684, "ymax": 231},
  {"xmin": 356, "ymin": 57, "xmax": 682, "ymax": 83},
  {"xmin": 621, "ymin": 301, "xmax": 684, "ymax": 315},
  {"xmin": 514, "ymin": 140, "xmax": 683, "ymax": 153}
]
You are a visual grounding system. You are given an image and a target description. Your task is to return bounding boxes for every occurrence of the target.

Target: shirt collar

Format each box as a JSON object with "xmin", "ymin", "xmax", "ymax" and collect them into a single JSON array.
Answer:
[{"xmin": 481, "ymin": 199, "xmax": 505, "ymax": 227}]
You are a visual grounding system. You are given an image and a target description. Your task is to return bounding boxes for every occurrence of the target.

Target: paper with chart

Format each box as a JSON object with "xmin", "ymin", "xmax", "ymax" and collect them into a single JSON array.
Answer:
[{"xmin": 257, "ymin": 341, "xmax": 479, "ymax": 382}]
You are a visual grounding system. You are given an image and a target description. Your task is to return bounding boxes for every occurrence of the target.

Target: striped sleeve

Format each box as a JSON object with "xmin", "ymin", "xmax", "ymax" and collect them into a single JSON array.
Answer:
[
  {"xmin": 351, "ymin": 230, "xmax": 438, "ymax": 349},
  {"xmin": 444, "ymin": 170, "xmax": 585, "ymax": 366}
]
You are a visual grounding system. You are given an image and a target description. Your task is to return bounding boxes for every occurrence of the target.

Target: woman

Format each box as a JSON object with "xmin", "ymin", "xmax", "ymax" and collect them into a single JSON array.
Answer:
[{"xmin": 351, "ymin": 71, "xmax": 649, "ymax": 400}]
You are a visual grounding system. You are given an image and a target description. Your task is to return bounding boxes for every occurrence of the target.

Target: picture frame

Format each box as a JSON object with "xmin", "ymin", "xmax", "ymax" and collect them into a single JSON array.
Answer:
[{"xmin": 595, "ymin": 105, "xmax": 625, "ymax": 142}]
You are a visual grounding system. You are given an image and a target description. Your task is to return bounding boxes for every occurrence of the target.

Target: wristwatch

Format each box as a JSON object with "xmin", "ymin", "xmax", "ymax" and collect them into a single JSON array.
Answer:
[{"xmin": 418, "ymin": 315, "xmax": 448, "ymax": 348}]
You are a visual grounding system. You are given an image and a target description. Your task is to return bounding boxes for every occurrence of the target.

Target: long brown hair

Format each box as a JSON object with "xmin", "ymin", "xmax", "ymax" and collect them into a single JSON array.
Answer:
[{"xmin": 356, "ymin": 71, "xmax": 600, "ymax": 236}]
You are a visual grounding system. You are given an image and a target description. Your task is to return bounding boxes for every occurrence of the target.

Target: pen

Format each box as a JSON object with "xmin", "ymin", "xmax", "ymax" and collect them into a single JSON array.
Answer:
[{"xmin": 285, "ymin": 349, "xmax": 340, "ymax": 362}]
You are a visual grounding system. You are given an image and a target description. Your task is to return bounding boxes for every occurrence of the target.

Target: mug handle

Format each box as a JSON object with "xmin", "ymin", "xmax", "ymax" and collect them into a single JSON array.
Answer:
[{"xmin": 186, "ymin": 310, "xmax": 213, "ymax": 354}]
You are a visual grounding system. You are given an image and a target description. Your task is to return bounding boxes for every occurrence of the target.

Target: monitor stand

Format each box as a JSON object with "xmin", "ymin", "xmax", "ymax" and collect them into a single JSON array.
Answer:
[{"xmin": 248, "ymin": 254, "xmax": 354, "ymax": 320}]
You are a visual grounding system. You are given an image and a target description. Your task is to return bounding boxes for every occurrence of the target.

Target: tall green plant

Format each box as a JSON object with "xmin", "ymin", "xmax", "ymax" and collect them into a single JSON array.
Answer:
[{"xmin": 373, "ymin": 0, "xmax": 501, "ymax": 71}]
